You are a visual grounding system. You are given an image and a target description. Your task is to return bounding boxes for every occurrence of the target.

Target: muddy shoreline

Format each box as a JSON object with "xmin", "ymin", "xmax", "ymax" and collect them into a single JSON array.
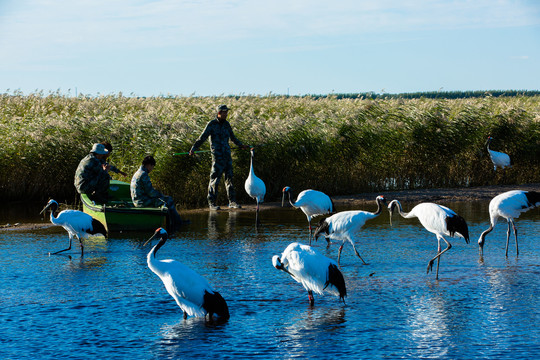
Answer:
[{"xmin": 3, "ymin": 183, "xmax": 538, "ymax": 231}]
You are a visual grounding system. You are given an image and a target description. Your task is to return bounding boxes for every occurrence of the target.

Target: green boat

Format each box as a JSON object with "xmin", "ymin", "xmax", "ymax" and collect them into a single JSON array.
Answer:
[{"xmin": 81, "ymin": 180, "xmax": 168, "ymax": 232}]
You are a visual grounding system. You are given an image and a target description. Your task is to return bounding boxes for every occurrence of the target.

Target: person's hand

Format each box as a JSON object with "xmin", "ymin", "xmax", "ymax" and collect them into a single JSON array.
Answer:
[
  {"xmin": 103, "ymin": 164, "xmax": 111, "ymax": 172},
  {"xmin": 188, "ymin": 149, "xmax": 194, "ymax": 156}
]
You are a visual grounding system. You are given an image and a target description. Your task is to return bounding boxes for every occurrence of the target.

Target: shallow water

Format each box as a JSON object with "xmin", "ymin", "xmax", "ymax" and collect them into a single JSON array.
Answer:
[{"xmin": 1, "ymin": 200, "xmax": 540, "ymax": 359}]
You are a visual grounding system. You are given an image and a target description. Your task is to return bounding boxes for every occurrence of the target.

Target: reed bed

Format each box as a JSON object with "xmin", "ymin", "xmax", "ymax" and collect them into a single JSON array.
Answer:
[{"xmin": 1, "ymin": 91, "xmax": 539, "ymax": 208}]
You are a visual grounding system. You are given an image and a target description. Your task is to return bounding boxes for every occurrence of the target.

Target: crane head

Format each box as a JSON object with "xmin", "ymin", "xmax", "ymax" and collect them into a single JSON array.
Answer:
[
  {"xmin": 272, "ymin": 255, "xmax": 283, "ymax": 269},
  {"xmin": 144, "ymin": 227, "xmax": 168, "ymax": 246},
  {"xmin": 40, "ymin": 199, "xmax": 59, "ymax": 215},
  {"xmin": 312, "ymin": 218, "xmax": 329, "ymax": 241},
  {"xmin": 281, "ymin": 186, "xmax": 291, "ymax": 207}
]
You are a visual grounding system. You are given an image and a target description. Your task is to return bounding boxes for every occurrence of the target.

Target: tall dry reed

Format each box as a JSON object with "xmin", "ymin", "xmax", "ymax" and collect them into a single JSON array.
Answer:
[{"xmin": 1, "ymin": 91, "xmax": 539, "ymax": 208}]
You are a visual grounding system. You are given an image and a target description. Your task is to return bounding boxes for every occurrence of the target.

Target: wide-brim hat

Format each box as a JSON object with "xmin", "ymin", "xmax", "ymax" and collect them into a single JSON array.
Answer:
[
  {"xmin": 91, "ymin": 143, "xmax": 109, "ymax": 155},
  {"xmin": 217, "ymin": 104, "xmax": 230, "ymax": 112}
]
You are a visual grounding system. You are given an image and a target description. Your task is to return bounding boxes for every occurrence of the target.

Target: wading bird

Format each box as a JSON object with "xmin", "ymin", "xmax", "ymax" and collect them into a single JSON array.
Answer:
[
  {"xmin": 486, "ymin": 136, "xmax": 511, "ymax": 171},
  {"xmin": 244, "ymin": 147, "xmax": 266, "ymax": 226},
  {"xmin": 313, "ymin": 195, "xmax": 386, "ymax": 266},
  {"xmin": 282, "ymin": 187, "xmax": 334, "ymax": 242},
  {"xmin": 478, "ymin": 190, "xmax": 540, "ymax": 257},
  {"xmin": 144, "ymin": 228, "xmax": 229, "ymax": 320},
  {"xmin": 40, "ymin": 199, "xmax": 107, "ymax": 255},
  {"xmin": 388, "ymin": 200, "xmax": 469, "ymax": 280},
  {"xmin": 272, "ymin": 242, "xmax": 346, "ymax": 306}
]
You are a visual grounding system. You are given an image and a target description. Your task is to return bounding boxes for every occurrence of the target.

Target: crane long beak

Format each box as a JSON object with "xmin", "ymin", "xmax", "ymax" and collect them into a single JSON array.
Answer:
[
  {"xmin": 39, "ymin": 204, "xmax": 50, "ymax": 215},
  {"xmin": 281, "ymin": 192, "xmax": 285, "ymax": 207},
  {"xmin": 388, "ymin": 206, "xmax": 394, "ymax": 227},
  {"xmin": 143, "ymin": 233, "xmax": 158, "ymax": 247}
]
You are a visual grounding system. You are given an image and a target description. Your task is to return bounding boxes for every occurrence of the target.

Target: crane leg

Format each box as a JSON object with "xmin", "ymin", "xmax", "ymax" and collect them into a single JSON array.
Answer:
[
  {"xmin": 255, "ymin": 203, "xmax": 260, "ymax": 228},
  {"xmin": 308, "ymin": 221, "xmax": 312, "ymax": 245},
  {"xmin": 436, "ymin": 241, "xmax": 441, "ymax": 280},
  {"xmin": 427, "ymin": 237, "xmax": 452, "ymax": 279},
  {"xmin": 505, "ymin": 221, "xmax": 511, "ymax": 257},
  {"xmin": 308, "ymin": 290, "xmax": 314, "ymax": 307},
  {"xmin": 351, "ymin": 240, "xmax": 368, "ymax": 265},
  {"xmin": 50, "ymin": 235, "xmax": 73, "ymax": 255},
  {"xmin": 337, "ymin": 244, "xmax": 345, "ymax": 266},
  {"xmin": 512, "ymin": 220, "xmax": 518, "ymax": 256},
  {"xmin": 77, "ymin": 236, "xmax": 84, "ymax": 256}
]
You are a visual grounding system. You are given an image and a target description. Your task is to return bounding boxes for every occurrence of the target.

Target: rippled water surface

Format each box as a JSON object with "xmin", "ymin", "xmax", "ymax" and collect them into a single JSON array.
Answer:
[{"xmin": 2, "ymin": 200, "xmax": 540, "ymax": 359}]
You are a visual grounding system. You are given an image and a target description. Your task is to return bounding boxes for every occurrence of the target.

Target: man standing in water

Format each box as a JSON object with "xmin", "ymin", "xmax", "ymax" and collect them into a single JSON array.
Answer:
[{"xmin": 189, "ymin": 105, "xmax": 248, "ymax": 210}]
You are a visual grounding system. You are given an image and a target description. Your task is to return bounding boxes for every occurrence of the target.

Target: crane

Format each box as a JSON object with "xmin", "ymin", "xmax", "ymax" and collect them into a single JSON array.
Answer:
[
  {"xmin": 40, "ymin": 199, "xmax": 107, "ymax": 255},
  {"xmin": 244, "ymin": 147, "xmax": 266, "ymax": 225},
  {"xmin": 478, "ymin": 190, "xmax": 540, "ymax": 257},
  {"xmin": 313, "ymin": 195, "xmax": 386, "ymax": 266},
  {"xmin": 282, "ymin": 186, "xmax": 334, "ymax": 242},
  {"xmin": 144, "ymin": 228, "xmax": 230, "ymax": 320},
  {"xmin": 272, "ymin": 242, "xmax": 346, "ymax": 306},
  {"xmin": 388, "ymin": 200, "xmax": 469, "ymax": 279},
  {"xmin": 486, "ymin": 136, "xmax": 511, "ymax": 170}
]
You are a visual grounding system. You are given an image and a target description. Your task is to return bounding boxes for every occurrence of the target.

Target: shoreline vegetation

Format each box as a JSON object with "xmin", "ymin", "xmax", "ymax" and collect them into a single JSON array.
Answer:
[{"xmin": 1, "ymin": 90, "xmax": 539, "ymax": 209}]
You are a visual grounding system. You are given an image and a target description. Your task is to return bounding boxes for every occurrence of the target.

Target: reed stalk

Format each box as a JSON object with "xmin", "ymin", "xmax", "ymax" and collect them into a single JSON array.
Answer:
[{"xmin": 1, "ymin": 91, "xmax": 539, "ymax": 208}]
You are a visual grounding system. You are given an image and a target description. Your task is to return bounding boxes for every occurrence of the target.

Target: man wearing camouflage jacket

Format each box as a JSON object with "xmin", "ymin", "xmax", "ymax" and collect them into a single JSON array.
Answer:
[
  {"xmin": 131, "ymin": 155, "xmax": 183, "ymax": 231},
  {"xmin": 189, "ymin": 104, "xmax": 248, "ymax": 210},
  {"xmin": 74, "ymin": 143, "xmax": 111, "ymax": 203}
]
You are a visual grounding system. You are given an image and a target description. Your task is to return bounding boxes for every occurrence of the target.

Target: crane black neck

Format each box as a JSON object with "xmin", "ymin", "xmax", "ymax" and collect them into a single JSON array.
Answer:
[{"xmin": 152, "ymin": 236, "xmax": 167, "ymax": 257}]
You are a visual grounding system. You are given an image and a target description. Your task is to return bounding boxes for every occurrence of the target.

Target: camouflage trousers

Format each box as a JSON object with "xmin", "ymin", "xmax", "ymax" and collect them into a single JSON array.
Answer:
[{"xmin": 208, "ymin": 157, "xmax": 236, "ymax": 205}]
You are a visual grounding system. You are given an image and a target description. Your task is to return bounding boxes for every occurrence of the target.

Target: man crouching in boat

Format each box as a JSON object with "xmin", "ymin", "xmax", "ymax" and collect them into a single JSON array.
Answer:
[
  {"xmin": 130, "ymin": 155, "xmax": 184, "ymax": 232},
  {"xmin": 74, "ymin": 143, "xmax": 111, "ymax": 204}
]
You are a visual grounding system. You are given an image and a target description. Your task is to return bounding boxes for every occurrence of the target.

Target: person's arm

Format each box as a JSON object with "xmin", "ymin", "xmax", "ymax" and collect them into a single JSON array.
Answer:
[
  {"xmin": 190, "ymin": 121, "xmax": 213, "ymax": 154},
  {"xmin": 109, "ymin": 164, "xmax": 127, "ymax": 176}
]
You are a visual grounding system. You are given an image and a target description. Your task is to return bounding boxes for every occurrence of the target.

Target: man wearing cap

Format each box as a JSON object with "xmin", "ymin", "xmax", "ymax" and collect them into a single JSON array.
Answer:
[
  {"xmin": 189, "ymin": 104, "xmax": 248, "ymax": 210},
  {"xmin": 100, "ymin": 141, "xmax": 127, "ymax": 177},
  {"xmin": 74, "ymin": 143, "xmax": 112, "ymax": 203}
]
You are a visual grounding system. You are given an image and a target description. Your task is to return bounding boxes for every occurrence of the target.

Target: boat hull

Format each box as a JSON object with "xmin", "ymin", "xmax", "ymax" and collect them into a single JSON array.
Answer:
[{"xmin": 81, "ymin": 180, "xmax": 168, "ymax": 232}]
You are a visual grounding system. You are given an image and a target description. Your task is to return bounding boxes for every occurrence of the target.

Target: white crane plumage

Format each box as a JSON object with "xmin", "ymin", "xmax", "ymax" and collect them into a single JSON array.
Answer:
[
  {"xmin": 478, "ymin": 190, "xmax": 540, "ymax": 257},
  {"xmin": 244, "ymin": 147, "xmax": 266, "ymax": 225},
  {"xmin": 272, "ymin": 242, "xmax": 346, "ymax": 306},
  {"xmin": 144, "ymin": 228, "xmax": 230, "ymax": 320},
  {"xmin": 486, "ymin": 136, "xmax": 511, "ymax": 171},
  {"xmin": 40, "ymin": 199, "xmax": 107, "ymax": 255},
  {"xmin": 388, "ymin": 200, "xmax": 469, "ymax": 280},
  {"xmin": 282, "ymin": 187, "xmax": 334, "ymax": 242},
  {"xmin": 313, "ymin": 195, "xmax": 387, "ymax": 266}
]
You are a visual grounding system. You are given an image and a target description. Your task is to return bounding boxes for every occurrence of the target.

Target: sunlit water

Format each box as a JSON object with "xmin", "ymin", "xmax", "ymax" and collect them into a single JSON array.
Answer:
[{"xmin": 1, "ymin": 200, "xmax": 540, "ymax": 359}]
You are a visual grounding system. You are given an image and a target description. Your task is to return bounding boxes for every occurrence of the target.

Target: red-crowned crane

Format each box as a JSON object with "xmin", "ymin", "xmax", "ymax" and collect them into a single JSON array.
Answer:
[
  {"xmin": 282, "ymin": 186, "xmax": 334, "ymax": 242},
  {"xmin": 388, "ymin": 200, "xmax": 469, "ymax": 280},
  {"xmin": 40, "ymin": 199, "xmax": 107, "ymax": 255},
  {"xmin": 272, "ymin": 242, "xmax": 346, "ymax": 306},
  {"xmin": 144, "ymin": 228, "xmax": 229, "ymax": 321},
  {"xmin": 486, "ymin": 136, "xmax": 511, "ymax": 170},
  {"xmin": 244, "ymin": 147, "xmax": 266, "ymax": 226},
  {"xmin": 313, "ymin": 195, "xmax": 386, "ymax": 266},
  {"xmin": 478, "ymin": 190, "xmax": 540, "ymax": 257}
]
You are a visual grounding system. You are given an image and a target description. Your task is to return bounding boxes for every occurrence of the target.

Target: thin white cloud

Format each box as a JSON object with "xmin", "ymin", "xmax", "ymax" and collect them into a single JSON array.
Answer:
[{"xmin": 1, "ymin": 0, "xmax": 538, "ymax": 51}]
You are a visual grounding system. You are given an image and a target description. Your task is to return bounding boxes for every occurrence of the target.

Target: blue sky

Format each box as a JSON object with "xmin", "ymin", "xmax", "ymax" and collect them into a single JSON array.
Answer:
[{"xmin": 0, "ymin": 0, "xmax": 538, "ymax": 96}]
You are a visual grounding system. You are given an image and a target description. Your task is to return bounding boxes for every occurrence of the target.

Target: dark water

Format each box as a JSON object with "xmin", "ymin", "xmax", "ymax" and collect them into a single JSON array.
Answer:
[{"xmin": 1, "ymin": 200, "xmax": 540, "ymax": 359}]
